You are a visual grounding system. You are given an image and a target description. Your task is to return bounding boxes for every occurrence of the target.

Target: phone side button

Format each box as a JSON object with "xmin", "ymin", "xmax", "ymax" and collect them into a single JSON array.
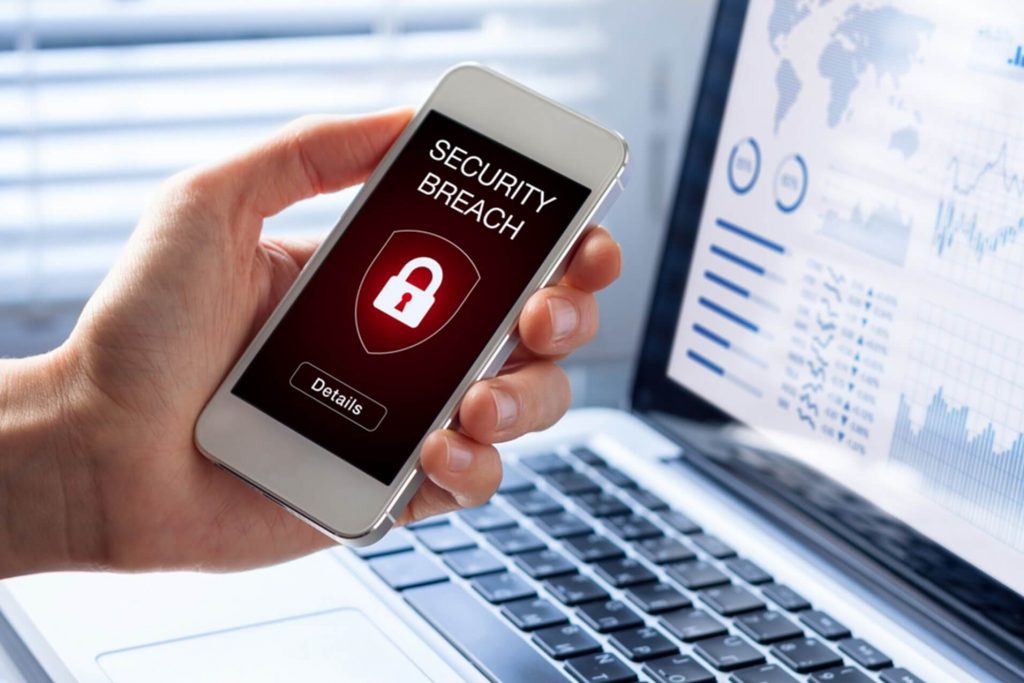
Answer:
[{"xmin": 405, "ymin": 581, "xmax": 565, "ymax": 682}]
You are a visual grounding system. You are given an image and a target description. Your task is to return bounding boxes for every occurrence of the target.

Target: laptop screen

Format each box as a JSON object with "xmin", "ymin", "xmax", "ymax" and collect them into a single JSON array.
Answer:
[{"xmin": 665, "ymin": 0, "xmax": 1024, "ymax": 596}]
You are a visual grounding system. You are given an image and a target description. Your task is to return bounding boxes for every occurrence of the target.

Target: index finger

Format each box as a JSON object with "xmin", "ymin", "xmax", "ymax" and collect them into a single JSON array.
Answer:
[{"xmin": 559, "ymin": 226, "xmax": 622, "ymax": 293}]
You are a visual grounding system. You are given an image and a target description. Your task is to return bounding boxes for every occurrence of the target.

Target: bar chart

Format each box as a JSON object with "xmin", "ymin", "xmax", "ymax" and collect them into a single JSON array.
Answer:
[
  {"xmin": 682, "ymin": 216, "xmax": 785, "ymax": 400},
  {"xmin": 888, "ymin": 303, "xmax": 1024, "ymax": 551}
]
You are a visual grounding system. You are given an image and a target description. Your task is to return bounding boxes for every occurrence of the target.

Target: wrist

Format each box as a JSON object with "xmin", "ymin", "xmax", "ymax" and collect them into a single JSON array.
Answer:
[{"xmin": 0, "ymin": 344, "xmax": 107, "ymax": 577}]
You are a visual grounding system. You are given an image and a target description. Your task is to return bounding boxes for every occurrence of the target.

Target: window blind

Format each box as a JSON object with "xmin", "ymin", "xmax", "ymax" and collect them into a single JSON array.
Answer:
[{"xmin": 1, "ymin": 0, "xmax": 609, "ymax": 352}]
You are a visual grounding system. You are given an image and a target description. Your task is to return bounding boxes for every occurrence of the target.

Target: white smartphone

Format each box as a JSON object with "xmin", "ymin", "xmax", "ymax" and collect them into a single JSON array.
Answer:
[{"xmin": 195, "ymin": 64, "xmax": 628, "ymax": 546}]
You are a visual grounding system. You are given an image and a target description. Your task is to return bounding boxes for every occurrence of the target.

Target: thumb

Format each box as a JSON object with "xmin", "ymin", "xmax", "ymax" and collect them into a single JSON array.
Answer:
[{"xmin": 211, "ymin": 108, "xmax": 414, "ymax": 220}]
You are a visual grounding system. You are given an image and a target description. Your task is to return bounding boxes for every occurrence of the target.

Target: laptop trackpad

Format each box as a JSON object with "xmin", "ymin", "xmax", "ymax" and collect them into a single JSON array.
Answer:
[{"xmin": 97, "ymin": 608, "xmax": 433, "ymax": 683}]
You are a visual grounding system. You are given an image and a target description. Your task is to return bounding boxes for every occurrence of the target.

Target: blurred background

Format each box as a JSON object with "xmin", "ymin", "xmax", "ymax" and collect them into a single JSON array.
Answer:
[{"xmin": 0, "ymin": 0, "xmax": 715, "ymax": 406}]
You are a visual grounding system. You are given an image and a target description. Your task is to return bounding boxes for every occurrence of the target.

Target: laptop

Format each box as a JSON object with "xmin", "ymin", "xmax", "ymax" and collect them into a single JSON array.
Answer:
[{"xmin": 3, "ymin": 0, "xmax": 1023, "ymax": 681}]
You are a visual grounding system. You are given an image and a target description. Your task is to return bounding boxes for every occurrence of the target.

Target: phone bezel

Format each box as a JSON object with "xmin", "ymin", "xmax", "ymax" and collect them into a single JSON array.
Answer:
[{"xmin": 194, "ymin": 64, "xmax": 628, "ymax": 543}]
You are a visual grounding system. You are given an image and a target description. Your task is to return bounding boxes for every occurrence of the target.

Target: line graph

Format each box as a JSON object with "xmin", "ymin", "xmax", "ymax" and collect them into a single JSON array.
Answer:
[
  {"xmin": 888, "ymin": 303, "xmax": 1024, "ymax": 551},
  {"xmin": 929, "ymin": 113, "xmax": 1024, "ymax": 310},
  {"xmin": 934, "ymin": 199, "xmax": 1024, "ymax": 260},
  {"xmin": 947, "ymin": 142, "xmax": 1024, "ymax": 197},
  {"xmin": 934, "ymin": 143, "xmax": 1024, "ymax": 260}
]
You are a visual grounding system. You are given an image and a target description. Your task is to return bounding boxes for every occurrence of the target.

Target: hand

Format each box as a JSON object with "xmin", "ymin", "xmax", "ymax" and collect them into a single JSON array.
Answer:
[{"xmin": 0, "ymin": 110, "xmax": 621, "ymax": 577}]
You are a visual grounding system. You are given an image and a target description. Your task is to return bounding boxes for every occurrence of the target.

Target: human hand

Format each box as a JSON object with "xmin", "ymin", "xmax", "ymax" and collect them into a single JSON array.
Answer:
[{"xmin": 0, "ymin": 110, "xmax": 621, "ymax": 577}]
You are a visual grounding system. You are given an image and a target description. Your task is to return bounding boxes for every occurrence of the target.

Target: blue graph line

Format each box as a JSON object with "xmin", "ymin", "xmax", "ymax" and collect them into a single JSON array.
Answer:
[
  {"xmin": 693, "ymin": 324, "xmax": 730, "ymax": 348},
  {"xmin": 934, "ymin": 144, "xmax": 1024, "ymax": 260},
  {"xmin": 698, "ymin": 297, "xmax": 759, "ymax": 332},
  {"xmin": 934, "ymin": 198, "xmax": 1024, "ymax": 260},
  {"xmin": 710, "ymin": 245, "xmax": 766, "ymax": 275},
  {"xmin": 815, "ymin": 314, "xmax": 837, "ymax": 332},
  {"xmin": 948, "ymin": 143, "xmax": 1024, "ymax": 198},
  {"xmin": 807, "ymin": 362, "xmax": 826, "ymax": 379},
  {"xmin": 715, "ymin": 217, "xmax": 786, "ymax": 254},
  {"xmin": 687, "ymin": 349, "xmax": 724, "ymax": 375},
  {"xmin": 797, "ymin": 407, "xmax": 817, "ymax": 429},
  {"xmin": 813, "ymin": 333, "xmax": 834, "ymax": 349},
  {"xmin": 826, "ymin": 266, "xmax": 845, "ymax": 285},
  {"xmin": 801, "ymin": 381, "xmax": 823, "ymax": 392},
  {"xmin": 799, "ymin": 393, "xmax": 820, "ymax": 416},
  {"xmin": 820, "ymin": 297, "xmax": 837, "ymax": 318},
  {"xmin": 823, "ymin": 282, "xmax": 842, "ymax": 302},
  {"xmin": 704, "ymin": 270, "xmax": 750, "ymax": 298}
]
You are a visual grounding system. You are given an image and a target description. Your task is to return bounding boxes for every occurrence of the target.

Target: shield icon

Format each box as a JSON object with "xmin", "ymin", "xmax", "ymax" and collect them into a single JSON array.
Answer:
[{"xmin": 355, "ymin": 230, "xmax": 480, "ymax": 354}]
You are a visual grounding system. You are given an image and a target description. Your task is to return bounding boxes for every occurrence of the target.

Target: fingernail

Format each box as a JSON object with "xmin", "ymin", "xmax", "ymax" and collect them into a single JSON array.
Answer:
[
  {"xmin": 491, "ymin": 387, "xmax": 519, "ymax": 431},
  {"xmin": 446, "ymin": 438, "xmax": 473, "ymax": 472},
  {"xmin": 547, "ymin": 296, "xmax": 579, "ymax": 342}
]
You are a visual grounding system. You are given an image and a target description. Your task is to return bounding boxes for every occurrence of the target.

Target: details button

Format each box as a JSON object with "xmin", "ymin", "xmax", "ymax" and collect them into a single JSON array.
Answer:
[{"xmin": 290, "ymin": 362, "xmax": 387, "ymax": 432}]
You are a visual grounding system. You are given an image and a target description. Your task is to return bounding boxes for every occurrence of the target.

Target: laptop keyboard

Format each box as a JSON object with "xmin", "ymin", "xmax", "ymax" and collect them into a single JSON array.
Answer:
[{"xmin": 348, "ymin": 445, "xmax": 924, "ymax": 683}]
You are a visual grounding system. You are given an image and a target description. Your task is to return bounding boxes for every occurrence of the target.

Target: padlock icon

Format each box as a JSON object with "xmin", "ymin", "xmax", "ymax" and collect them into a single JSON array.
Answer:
[{"xmin": 372, "ymin": 256, "xmax": 444, "ymax": 328}]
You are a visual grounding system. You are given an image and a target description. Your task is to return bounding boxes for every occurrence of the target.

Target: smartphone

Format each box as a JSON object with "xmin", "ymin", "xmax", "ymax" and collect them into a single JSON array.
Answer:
[{"xmin": 195, "ymin": 64, "xmax": 628, "ymax": 545}]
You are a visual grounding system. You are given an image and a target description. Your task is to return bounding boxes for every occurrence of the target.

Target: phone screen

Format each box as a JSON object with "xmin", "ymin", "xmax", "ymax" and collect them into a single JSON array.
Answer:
[{"xmin": 233, "ymin": 111, "xmax": 592, "ymax": 484}]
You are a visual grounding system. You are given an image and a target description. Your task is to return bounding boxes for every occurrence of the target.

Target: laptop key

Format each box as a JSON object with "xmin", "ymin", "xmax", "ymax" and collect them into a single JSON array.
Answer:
[
  {"xmin": 497, "ymin": 465, "xmax": 534, "ymax": 493},
  {"xmin": 658, "ymin": 510, "xmax": 702, "ymax": 534},
  {"xmin": 404, "ymin": 581, "xmax": 564, "ymax": 682},
  {"xmin": 543, "ymin": 469, "xmax": 602, "ymax": 495},
  {"xmin": 594, "ymin": 557, "xmax": 658, "ymax": 587},
  {"xmin": 502, "ymin": 596, "xmax": 569, "ymax": 631},
  {"xmin": 643, "ymin": 654, "xmax": 714, "ymax": 683},
  {"xmin": 659, "ymin": 608, "xmax": 728, "ymax": 642},
  {"xmin": 471, "ymin": 571, "xmax": 536, "ymax": 603},
  {"xmin": 838, "ymin": 638, "xmax": 893, "ymax": 670},
  {"xmin": 573, "ymin": 492, "xmax": 631, "ymax": 518},
  {"xmin": 636, "ymin": 536, "xmax": 695, "ymax": 564},
  {"xmin": 569, "ymin": 446, "xmax": 605, "ymax": 467},
  {"xmin": 414, "ymin": 523, "xmax": 476, "ymax": 553},
  {"xmin": 535, "ymin": 510, "xmax": 593, "ymax": 539},
  {"xmin": 609, "ymin": 626, "xmax": 679, "ymax": 662},
  {"xmin": 734, "ymin": 610, "xmax": 803, "ymax": 644},
  {"xmin": 666, "ymin": 560, "xmax": 730, "ymax": 589},
  {"xmin": 624, "ymin": 582, "xmax": 691, "ymax": 613},
  {"xmin": 405, "ymin": 516, "xmax": 449, "ymax": 530},
  {"xmin": 725, "ymin": 558, "xmax": 773, "ymax": 585},
  {"xmin": 878, "ymin": 667, "xmax": 925, "ymax": 683},
  {"xmin": 486, "ymin": 527, "xmax": 546, "ymax": 555},
  {"xmin": 565, "ymin": 652, "xmax": 638, "ymax": 683},
  {"xmin": 810, "ymin": 667, "xmax": 873, "ymax": 683},
  {"xmin": 763, "ymin": 584, "xmax": 811, "ymax": 611},
  {"xmin": 799, "ymin": 610, "xmax": 851, "ymax": 640},
  {"xmin": 532, "ymin": 623, "xmax": 602, "ymax": 660},
  {"xmin": 731, "ymin": 663, "xmax": 799, "ymax": 683},
  {"xmin": 504, "ymin": 489, "xmax": 564, "ymax": 516},
  {"xmin": 563, "ymin": 534, "xmax": 625, "ymax": 563},
  {"xmin": 544, "ymin": 574, "xmax": 610, "ymax": 606},
  {"xmin": 772, "ymin": 637, "xmax": 843, "ymax": 673},
  {"xmin": 690, "ymin": 533, "xmax": 737, "ymax": 559},
  {"xmin": 700, "ymin": 585, "xmax": 766, "ymax": 616},
  {"xmin": 368, "ymin": 551, "xmax": 447, "ymax": 591},
  {"xmin": 694, "ymin": 634, "xmax": 765, "ymax": 672},
  {"xmin": 458, "ymin": 503, "xmax": 516, "ymax": 531},
  {"xmin": 515, "ymin": 548, "xmax": 577, "ymax": 579},
  {"xmin": 351, "ymin": 529, "xmax": 413, "ymax": 558},
  {"xmin": 521, "ymin": 453, "xmax": 572, "ymax": 474},
  {"xmin": 442, "ymin": 547, "xmax": 505, "ymax": 578},
  {"xmin": 576, "ymin": 599, "xmax": 644, "ymax": 633},
  {"xmin": 603, "ymin": 514, "xmax": 663, "ymax": 541},
  {"xmin": 623, "ymin": 488, "xmax": 669, "ymax": 510},
  {"xmin": 592, "ymin": 465, "xmax": 638, "ymax": 489}
]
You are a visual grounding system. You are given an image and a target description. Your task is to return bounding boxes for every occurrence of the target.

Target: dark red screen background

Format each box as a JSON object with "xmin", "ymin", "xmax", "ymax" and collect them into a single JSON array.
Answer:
[{"xmin": 233, "ymin": 111, "xmax": 591, "ymax": 484}]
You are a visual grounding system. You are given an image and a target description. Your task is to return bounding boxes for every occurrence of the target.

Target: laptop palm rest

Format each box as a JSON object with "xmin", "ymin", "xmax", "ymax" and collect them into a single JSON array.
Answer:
[{"xmin": 97, "ymin": 608, "xmax": 432, "ymax": 683}]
